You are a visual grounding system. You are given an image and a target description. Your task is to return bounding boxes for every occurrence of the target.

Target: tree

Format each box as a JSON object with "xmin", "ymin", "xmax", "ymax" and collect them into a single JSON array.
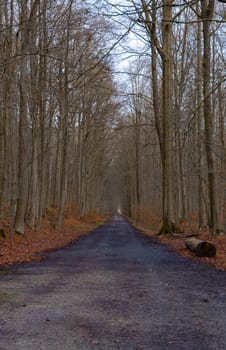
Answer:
[
  {"xmin": 140, "ymin": 0, "xmax": 178, "ymax": 233},
  {"xmin": 201, "ymin": 0, "xmax": 220, "ymax": 233},
  {"xmin": 14, "ymin": 0, "xmax": 40, "ymax": 234}
]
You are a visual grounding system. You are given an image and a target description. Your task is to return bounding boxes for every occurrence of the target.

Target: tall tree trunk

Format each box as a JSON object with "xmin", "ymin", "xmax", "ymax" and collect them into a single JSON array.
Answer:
[
  {"xmin": 201, "ymin": 0, "xmax": 219, "ymax": 233},
  {"xmin": 37, "ymin": 0, "xmax": 48, "ymax": 229},
  {"xmin": 0, "ymin": 1, "xmax": 14, "ymax": 226},
  {"xmin": 13, "ymin": 1, "xmax": 29, "ymax": 234},
  {"xmin": 160, "ymin": 0, "xmax": 177, "ymax": 233},
  {"xmin": 197, "ymin": 5, "xmax": 206, "ymax": 228},
  {"xmin": 56, "ymin": 4, "xmax": 71, "ymax": 226},
  {"xmin": 14, "ymin": 0, "xmax": 40, "ymax": 234},
  {"xmin": 134, "ymin": 111, "xmax": 141, "ymax": 221},
  {"xmin": 14, "ymin": 79, "xmax": 29, "ymax": 234},
  {"xmin": 141, "ymin": 0, "xmax": 178, "ymax": 232},
  {"xmin": 150, "ymin": 0, "xmax": 162, "ymax": 154}
]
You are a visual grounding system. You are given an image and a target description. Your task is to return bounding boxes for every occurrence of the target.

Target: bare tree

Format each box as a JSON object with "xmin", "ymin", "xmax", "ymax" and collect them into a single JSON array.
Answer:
[{"xmin": 201, "ymin": 0, "xmax": 220, "ymax": 232}]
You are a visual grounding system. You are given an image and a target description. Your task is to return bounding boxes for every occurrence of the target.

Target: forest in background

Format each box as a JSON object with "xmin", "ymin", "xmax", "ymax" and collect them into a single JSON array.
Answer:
[{"xmin": 0, "ymin": 0, "xmax": 225, "ymax": 235}]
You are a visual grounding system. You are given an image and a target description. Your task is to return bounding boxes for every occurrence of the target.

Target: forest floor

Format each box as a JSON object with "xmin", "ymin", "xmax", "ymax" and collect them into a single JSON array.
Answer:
[
  {"xmin": 1, "ymin": 213, "xmax": 226, "ymax": 272},
  {"xmin": 0, "ymin": 215, "xmax": 102, "ymax": 266},
  {"xmin": 135, "ymin": 222, "xmax": 226, "ymax": 271}
]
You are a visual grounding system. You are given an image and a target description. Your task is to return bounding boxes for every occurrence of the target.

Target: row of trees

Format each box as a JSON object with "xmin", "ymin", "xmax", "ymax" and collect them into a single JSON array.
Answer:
[
  {"xmin": 0, "ymin": 0, "xmax": 118, "ymax": 234},
  {"xmin": 0, "ymin": 0, "xmax": 225, "ymax": 235},
  {"xmin": 106, "ymin": 0, "xmax": 226, "ymax": 233}
]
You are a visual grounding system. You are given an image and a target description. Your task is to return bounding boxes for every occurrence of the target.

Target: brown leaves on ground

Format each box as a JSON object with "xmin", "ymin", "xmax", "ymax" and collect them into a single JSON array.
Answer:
[
  {"xmin": 159, "ymin": 231, "xmax": 226, "ymax": 271},
  {"xmin": 134, "ymin": 221, "xmax": 226, "ymax": 271},
  {"xmin": 0, "ymin": 218, "xmax": 96, "ymax": 266},
  {"xmin": 2, "ymin": 213, "xmax": 226, "ymax": 272}
]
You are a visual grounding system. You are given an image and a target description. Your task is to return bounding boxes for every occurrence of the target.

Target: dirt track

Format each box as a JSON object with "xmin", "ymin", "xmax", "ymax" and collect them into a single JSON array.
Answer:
[{"xmin": 0, "ymin": 214, "xmax": 226, "ymax": 349}]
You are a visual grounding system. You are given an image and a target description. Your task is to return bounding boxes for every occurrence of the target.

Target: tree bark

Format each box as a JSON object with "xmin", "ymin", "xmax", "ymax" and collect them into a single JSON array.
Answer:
[
  {"xmin": 13, "ymin": 0, "xmax": 30, "ymax": 235},
  {"xmin": 160, "ymin": 0, "xmax": 177, "ymax": 233},
  {"xmin": 141, "ymin": 0, "xmax": 178, "ymax": 233},
  {"xmin": 185, "ymin": 237, "xmax": 216, "ymax": 257},
  {"xmin": 201, "ymin": 0, "xmax": 219, "ymax": 233},
  {"xmin": 197, "ymin": 3, "xmax": 207, "ymax": 228},
  {"xmin": 14, "ymin": 79, "xmax": 29, "ymax": 235}
]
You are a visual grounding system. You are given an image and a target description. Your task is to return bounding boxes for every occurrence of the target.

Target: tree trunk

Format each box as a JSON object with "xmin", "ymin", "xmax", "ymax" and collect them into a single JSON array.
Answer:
[
  {"xmin": 185, "ymin": 237, "xmax": 216, "ymax": 257},
  {"xmin": 201, "ymin": 0, "xmax": 219, "ymax": 233},
  {"xmin": 150, "ymin": 0, "xmax": 162, "ymax": 154},
  {"xmin": 160, "ymin": 0, "xmax": 178, "ymax": 233},
  {"xmin": 197, "ymin": 4, "xmax": 207, "ymax": 228},
  {"xmin": 14, "ymin": 80, "xmax": 29, "ymax": 235},
  {"xmin": 13, "ymin": 0, "xmax": 30, "ymax": 234},
  {"xmin": 141, "ymin": 0, "xmax": 178, "ymax": 233}
]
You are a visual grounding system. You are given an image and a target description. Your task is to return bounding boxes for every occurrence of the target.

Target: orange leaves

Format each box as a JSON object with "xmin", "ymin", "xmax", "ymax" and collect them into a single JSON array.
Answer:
[
  {"xmin": 0, "ymin": 219, "xmax": 94, "ymax": 266},
  {"xmin": 135, "ymin": 218, "xmax": 226, "ymax": 271},
  {"xmin": 159, "ymin": 231, "xmax": 226, "ymax": 271},
  {"xmin": 63, "ymin": 216, "xmax": 83, "ymax": 228},
  {"xmin": 81, "ymin": 212, "xmax": 106, "ymax": 224}
]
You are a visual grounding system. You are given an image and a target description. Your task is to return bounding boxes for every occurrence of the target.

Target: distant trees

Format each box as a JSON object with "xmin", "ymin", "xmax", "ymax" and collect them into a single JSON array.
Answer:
[
  {"xmin": 0, "ymin": 0, "xmax": 226, "ymax": 236},
  {"xmin": 104, "ymin": 0, "xmax": 226, "ymax": 233},
  {"xmin": 0, "ymin": 0, "xmax": 118, "ymax": 234}
]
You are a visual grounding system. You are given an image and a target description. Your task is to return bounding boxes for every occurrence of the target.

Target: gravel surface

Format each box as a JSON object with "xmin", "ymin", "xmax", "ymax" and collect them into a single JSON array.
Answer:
[{"xmin": 0, "ymin": 214, "xmax": 226, "ymax": 349}]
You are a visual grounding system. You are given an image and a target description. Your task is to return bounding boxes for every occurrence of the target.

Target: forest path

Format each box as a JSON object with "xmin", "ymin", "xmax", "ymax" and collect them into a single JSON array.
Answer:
[{"xmin": 0, "ymin": 215, "xmax": 226, "ymax": 349}]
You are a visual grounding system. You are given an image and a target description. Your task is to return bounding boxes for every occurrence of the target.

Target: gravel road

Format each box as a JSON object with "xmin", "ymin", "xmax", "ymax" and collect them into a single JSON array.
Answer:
[{"xmin": 0, "ymin": 214, "xmax": 226, "ymax": 350}]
